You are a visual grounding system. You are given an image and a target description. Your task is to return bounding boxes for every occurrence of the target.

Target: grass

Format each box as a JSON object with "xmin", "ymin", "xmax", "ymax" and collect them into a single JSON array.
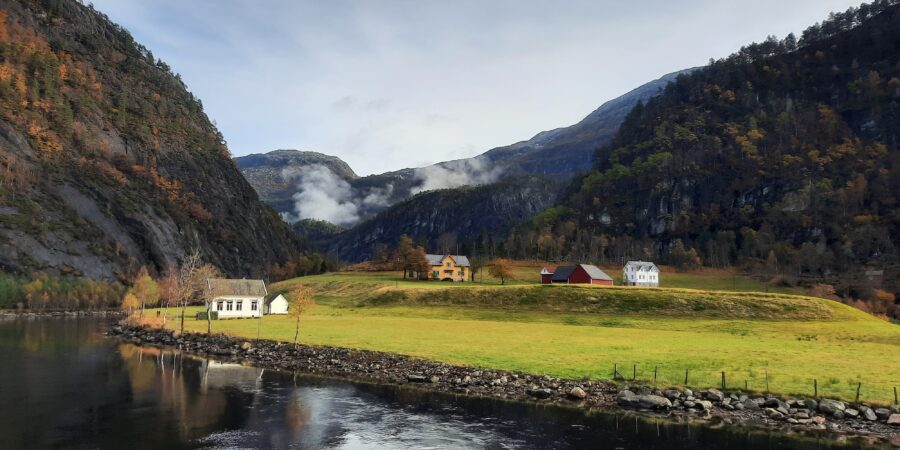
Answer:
[{"xmin": 155, "ymin": 269, "xmax": 900, "ymax": 405}]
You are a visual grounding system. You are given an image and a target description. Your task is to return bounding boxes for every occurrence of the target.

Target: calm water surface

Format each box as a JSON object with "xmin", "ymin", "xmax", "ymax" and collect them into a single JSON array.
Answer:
[{"xmin": 0, "ymin": 318, "xmax": 882, "ymax": 449}]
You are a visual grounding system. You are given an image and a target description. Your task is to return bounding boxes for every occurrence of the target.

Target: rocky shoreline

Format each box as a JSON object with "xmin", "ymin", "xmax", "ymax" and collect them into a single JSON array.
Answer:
[
  {"xmin": 0, "ymin": 309, "xmax": 125, "ymax": 319},
  {"xmin": 108, "ymin": 324, "xmax": 900, "ymax": 446}
]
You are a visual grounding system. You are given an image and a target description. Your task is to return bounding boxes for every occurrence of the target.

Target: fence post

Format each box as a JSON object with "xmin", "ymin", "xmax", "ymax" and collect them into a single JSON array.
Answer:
[
  {"xmin": 764, "ymin": 371, "xmax": 769, "ymax": 394},
  {"xmin": 855, "ymin": 383, "xmax": 861, "ymax": 404},
  {"xmin": 814, "ymin": 379, "xmax": 818, "ymax": 398},
  {"xmin": 653, "ymin": 366, "xmax": 658, "ymax": 385},
  {"xmin": 744, "ymin": 380, "xmax": 748, "ymax": 391},
  {"xmin": 633, "ymin": 364, "xmax": 636, "ymax": 381},
  {"xmin": 684, "ymin": 368, "xmax": 689, "ymax": 386},
  {"xmin": 721, "ymin": 371, "xmax": 725, "ymax": 390},
  {"xmin": 613, "ymin": 363, "xmax": 618, "ymax": 381},
  {"xmin": 895, "ymin": 386, "xmax": 898, "ymax": 405}
]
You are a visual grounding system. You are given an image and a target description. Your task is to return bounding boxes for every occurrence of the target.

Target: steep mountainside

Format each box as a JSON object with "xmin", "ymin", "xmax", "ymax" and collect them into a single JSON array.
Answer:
[
  {"xmin": 0, "ymin": 0, "xmax": 300, "ymax": 280},
  {"xmin": 525, "ymin": 2, "xmax": 900, "ymax": 286},
  {"xmin": 329, "ymin": 176, "xmax": 562, "ymax": 261},
  {"xmin": 236, "ymin": 70, "xmax": 690, "ymax": 223}
]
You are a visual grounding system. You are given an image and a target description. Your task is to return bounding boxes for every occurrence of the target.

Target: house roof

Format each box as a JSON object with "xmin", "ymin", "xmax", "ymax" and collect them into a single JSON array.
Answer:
[
  {"xmin": 579, "ymin": 264, "xmax": 613, "ymax": 281},
  {"xmin": 624, "ymin": 261, "xmax": 659, "ymax": 272},
  {"xmin": 206, "ymin": 278, "xmax": 267, "ymax": 298},
  {"xmin": 425, "ymin": 254, "xmax": 471, "ymax": 267},
  {"xmin": 551, "ymin": 266, "xmax": 576, "ymax": 282},
  {"xmin": 264, "ymin": 293, "xmax": 285, "ymax": 305}
]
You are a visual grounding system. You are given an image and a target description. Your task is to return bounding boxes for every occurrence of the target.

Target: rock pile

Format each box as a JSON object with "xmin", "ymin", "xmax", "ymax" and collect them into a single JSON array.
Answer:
[{"xmin": 107, "ymin": 325, "xmax": 900, "ymax": 442}]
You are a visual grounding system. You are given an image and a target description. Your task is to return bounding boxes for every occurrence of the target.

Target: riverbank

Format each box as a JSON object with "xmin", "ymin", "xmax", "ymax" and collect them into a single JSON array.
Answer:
[
  {"xmin": 0, "ymin": 309, "xmax": 125, "ymax": 320},
  {"xmin": 108, "ymin": 324, "xmax": 900, "ymax": 446}
]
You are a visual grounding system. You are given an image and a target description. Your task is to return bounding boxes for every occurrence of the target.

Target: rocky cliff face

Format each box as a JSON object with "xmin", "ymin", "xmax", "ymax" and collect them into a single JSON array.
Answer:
[{"xmin": 0, "ymin": 0, "xmax": 300, "ymax": 280}]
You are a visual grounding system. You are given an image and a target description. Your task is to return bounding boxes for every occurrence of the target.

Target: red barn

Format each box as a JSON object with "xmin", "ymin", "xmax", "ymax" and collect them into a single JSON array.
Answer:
[{"xmin": 542, "ymin": 264, "xmax": 613, "ymax": 285}]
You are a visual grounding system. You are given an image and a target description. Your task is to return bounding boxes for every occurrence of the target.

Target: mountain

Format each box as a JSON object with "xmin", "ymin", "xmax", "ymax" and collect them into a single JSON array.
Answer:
[
  {"xmin": 517, "ymin": 2, "xmax": 900, "ymax": 287},
  {"xmin": 236, "ymin": 149, "xmax": 358, "ymax": 215},
  {"xmin": 0, "ymin": 0, "xmax": 300, "ymax": 281},
  {"xmin": 236, "ymin": 69, "xmax": 692, "ymax": 224},
  {"xmin": 328, "ymin": 175, "xmax": 562, "ymax": 261}
]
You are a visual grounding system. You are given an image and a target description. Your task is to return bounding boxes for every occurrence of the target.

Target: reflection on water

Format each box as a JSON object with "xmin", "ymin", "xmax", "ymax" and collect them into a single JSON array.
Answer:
[{"xmin": 0, "ymin": 318, "xmax": 880, "ymax": 449}]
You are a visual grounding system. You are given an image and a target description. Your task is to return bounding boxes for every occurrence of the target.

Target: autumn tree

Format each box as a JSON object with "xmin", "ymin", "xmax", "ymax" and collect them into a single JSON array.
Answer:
[
  {"xmin": 130, "ymin": 266, "xmax": 159, "ymax": 317},
  {"xmin": 469, "ymin": 256, "xmax": 486, "ymax": 282},
  {"xmin": 121, "ymin": 292, "xmax": 139, "ymax": 315},
  {"xmin": 409, "ymin": 246, "xmax": 431, "ymax": 280},
  {"xmin": 288, "ymin": 285, "xmax": 316, "ymax": 345},
  {"xmin": 488, "ymin": 259, "xmax": 514, "ymax": 285}
]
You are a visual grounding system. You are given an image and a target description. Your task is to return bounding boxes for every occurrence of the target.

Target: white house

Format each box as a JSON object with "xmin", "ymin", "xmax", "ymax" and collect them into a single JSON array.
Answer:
[
  {"xmin": 205, "ymin": 278, "xmax": 267, "ymax": 318},
  {"xmin": 623, "ymin": 261, "xmax": 660, "ymax": 287},
  {"xmin": 264, "ymin": 293, "xmax": 289, "ymax": 315}
]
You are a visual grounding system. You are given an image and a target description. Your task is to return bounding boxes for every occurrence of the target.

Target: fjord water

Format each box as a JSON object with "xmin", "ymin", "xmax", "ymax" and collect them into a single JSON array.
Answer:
[{"xmin": 0, "ymin": 318, "xmax": 876, "ymax": 449}]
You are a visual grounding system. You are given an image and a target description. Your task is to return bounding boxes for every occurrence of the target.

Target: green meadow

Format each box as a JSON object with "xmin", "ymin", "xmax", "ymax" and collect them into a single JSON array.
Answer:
[{"xmin": 158, "ymin": 270, "xmax": 900, "ymax": 404}]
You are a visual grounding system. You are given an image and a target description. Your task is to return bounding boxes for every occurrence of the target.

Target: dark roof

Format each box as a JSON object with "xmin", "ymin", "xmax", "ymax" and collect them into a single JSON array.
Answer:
[
  {"xmin": 425, "ymin": 254, "xmax": 471, "ymax": 267},
  {"xmin": 624, "ymin": 261, "xmax": 659, "ymax": 272},
  {"xmin": 551, "ymin": 266, "xmax": 576, "ymax": 282},
  {"xmin": 206, "ymin": 278, "xmax": 267, "ymax": 297},
  {"xmin": 579, "ymin": 264, "xmax": 613, "ymax": 281}
]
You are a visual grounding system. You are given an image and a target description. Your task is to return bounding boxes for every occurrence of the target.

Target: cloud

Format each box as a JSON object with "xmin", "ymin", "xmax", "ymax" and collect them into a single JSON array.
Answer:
[
  {"xmin": 281, "ymin": 165, "xmax": 359, "ymax": 225},
  {"xmin": 411, "ymin": 157, "xmax": 503, "ymax": 194},
  {"xmin": 280, "ymin": 164, "xmax": 397, "ymax": 225}
]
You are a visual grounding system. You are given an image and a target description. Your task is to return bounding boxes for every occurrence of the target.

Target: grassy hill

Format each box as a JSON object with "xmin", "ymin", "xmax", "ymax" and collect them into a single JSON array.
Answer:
[{"xmin": 160, "ymin": 270, "xmax": 900, "ymax": 404}]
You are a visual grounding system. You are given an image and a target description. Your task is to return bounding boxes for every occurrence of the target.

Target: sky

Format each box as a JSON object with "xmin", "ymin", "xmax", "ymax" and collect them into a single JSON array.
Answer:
[{"xmin": 91, "ymin": 0, "xmax": 861, "ymax": 176}]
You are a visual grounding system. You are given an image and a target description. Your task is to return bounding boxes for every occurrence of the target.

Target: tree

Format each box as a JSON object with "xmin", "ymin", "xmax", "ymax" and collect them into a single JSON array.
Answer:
[
  {"xmin": 288, "ymin": 286, "xmax": 316, "ymax": 345},
  {"xmin": 488, "ymin": 259, "xmax": 514, "ymax": 285},
  {"xmin": 469, "ymin": 256, "xmax": 486, "ymax": 282},
  {"xmin": 393, "ymin": 235, "xmax": 415, "ymax": 278},
  {"xmin": 409, "ymin": 246, "xmax": 431, "ymax": 280},
  {"xmin": 130, "ymin": 266, "xmax": 159, "ymax": 318},
  {"xmin": 121, "ymin": 292, "xmax": 139, "ymax": 315},
  {"xmin": 172, "ymin": 248, "xmax": 220, "ymax": 334},
  {"xmin": 158, "ymin": 269, "xmax": 179, "ymax": 325}
]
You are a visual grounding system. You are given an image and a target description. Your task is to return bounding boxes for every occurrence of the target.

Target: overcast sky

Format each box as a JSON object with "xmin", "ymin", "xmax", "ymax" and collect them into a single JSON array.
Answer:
[{"xmin": 91, "ymin": 0, "xmax": 860, "ymax": 176}]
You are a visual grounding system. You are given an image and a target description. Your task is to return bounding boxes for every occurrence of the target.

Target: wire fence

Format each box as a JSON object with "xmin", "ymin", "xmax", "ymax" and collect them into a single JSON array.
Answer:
[{"xmin": 606, "ymin": 363, "xmax": 899, "ymax": 405}]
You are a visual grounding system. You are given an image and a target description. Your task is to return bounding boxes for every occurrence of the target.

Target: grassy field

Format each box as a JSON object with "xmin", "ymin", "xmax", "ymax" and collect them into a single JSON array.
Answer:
[{"xmin": 156, "ymin": 269, "xmax": 900, "ymax": 404}]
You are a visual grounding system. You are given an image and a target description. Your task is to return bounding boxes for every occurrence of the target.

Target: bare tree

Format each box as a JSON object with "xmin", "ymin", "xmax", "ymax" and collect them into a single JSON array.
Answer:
[{"xmin": 288, "ymin": 286, "xmax": 316, "ymax": 345}]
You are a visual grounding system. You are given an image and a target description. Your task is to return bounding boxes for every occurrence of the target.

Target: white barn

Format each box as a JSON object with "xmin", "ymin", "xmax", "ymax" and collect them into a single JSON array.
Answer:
[
  {"xmin": 264, "ymin": 293, "xmax": 289, "ymax": 315},
  {"xmin": 623, "ymin": 261, "xmax": 660, "ymax": 287},
  {"xmin": 205, "ymin": 278, "xmax": 267, "ymax": 318}
]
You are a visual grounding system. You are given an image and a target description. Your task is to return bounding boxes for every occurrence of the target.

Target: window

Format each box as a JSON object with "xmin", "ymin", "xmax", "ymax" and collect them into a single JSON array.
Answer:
[
  {"xmin": 432, "ymin": 270, "xmax": 439, "ymax": 278},
  {"xmin": 226, "ymin": 301, "xmax": 233, "ymax": 311},
  {"xmin": 446, "ymin": 262, "xmax": 451, "ymax": 267},
  {"xmin": 217, "ymin": 301, "xmax": 223, "ymax": 311},
  {"xmin": 251, "ymin": 301, "xmax": 258, "ymax": 311},
  {"xmin": 236, "ymin": 301, "xmax": 243, "ymax": 311}
]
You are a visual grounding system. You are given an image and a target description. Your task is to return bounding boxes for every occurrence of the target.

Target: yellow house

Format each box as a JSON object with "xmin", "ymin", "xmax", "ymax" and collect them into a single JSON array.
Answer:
[{"xmin": 425, "ymin": 254, "xmax": 470, "ymax": 281}]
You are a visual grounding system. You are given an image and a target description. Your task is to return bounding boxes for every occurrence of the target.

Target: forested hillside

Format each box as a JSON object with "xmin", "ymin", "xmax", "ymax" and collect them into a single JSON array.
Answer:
[
  {"xmin": 328, "ymin": 175, "xmax": 561, "ymax": 261},
  {"xmin": 509, "ymin": 1, "xmax": 900, "ymax": 301},
  {"xmin": 0, "ymin": 0, "xmax": 301, "ymax": 281}
]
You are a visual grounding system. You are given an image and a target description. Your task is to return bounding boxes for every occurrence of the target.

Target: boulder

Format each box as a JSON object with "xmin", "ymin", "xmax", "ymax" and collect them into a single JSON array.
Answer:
[
  {"xmin": 874, "ymin": 408, "xmax": 891, "ymax": 420},
  {"xmin": 803, "ymin": 399, "xmax": 818, "ymax": 411},
  {"xmin": 741, "ymin": 399, "xmax": 760, "ymax": 410},
  {"xmin": 407, "ymin": 374, "xmax": 427, "ymax": 383},
  {"xmin": 818, "ymin": 399, "xmax": 846, "ymax": 415},
  {"xmin": 888, "ymin": 414, "xmax": 900, "ymax": 426},
  {"xmin": 568, "ymin": 387, "xmax": 587, "ymax": 400},
  {"xmin": 527, "ymin": 388, "xmax": 553, "ymax": 399},
  {"xmin": 844, "ymin": 408, "xmax": 859, "ymax": 418},
  {"xmin": 240, "ymin": 341, "xmax": 252, "ymax": 351},
  {"xmin": 859, "ymin": 406, "xmax": 877, "ymax": 422},
  {"xmin": 430, "ymin": 375, "xmax": 440, "ymax": 383},
  {"xmin": 765, "ymin": 408, "xmax": 785, "ymax": 420},
  {"xmin": 662, "ymin": 390, "xmax": 681, "ymax": 400},
  {"xmin": 618, "ymin": 393, "xmax": 672, "ymax": 410},
  {"xmin": 705, "ymin": 389, "xmax": 724, "ymax": 402}
]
